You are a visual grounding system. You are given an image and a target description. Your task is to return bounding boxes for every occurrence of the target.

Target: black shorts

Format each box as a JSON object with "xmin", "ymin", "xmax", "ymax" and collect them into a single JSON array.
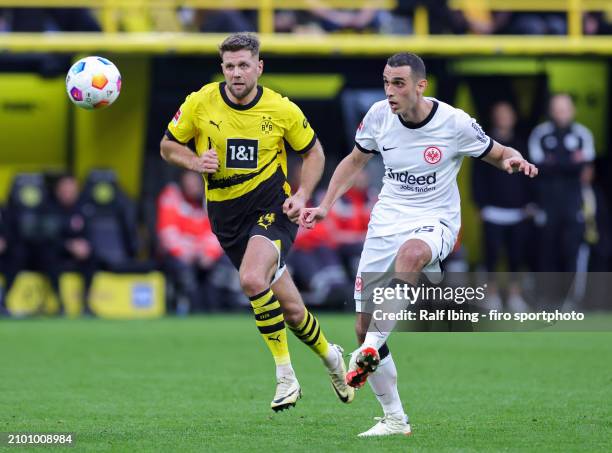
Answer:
[
  {"xmin": 223, "ymin": 206, "xmax": 298, "ymax": 271},
  {"xmin": 207, "ymin": 168, "xmax": 298, "ymax": 271}
]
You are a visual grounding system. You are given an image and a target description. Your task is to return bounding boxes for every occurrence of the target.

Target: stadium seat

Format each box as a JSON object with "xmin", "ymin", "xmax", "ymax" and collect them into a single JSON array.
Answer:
[
  {"xmin": 80, "ymin": 169, "xmax": 141, "ymax": 269},
  {"xmin": 7, "ymin": 173, "xmax": 49, "ymax": 242}
]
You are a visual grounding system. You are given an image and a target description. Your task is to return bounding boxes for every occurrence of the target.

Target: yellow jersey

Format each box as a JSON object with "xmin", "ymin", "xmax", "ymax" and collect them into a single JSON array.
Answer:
[
  {"xmin": 166, "ymin": 81, "xmax": 315, "ymax": 202},
  {"xmin": 166, "ymin": 81, "xmax": 316, "ymax": 246}
]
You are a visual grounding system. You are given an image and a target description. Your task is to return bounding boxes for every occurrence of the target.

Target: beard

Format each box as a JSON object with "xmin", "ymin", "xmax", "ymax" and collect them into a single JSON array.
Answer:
[{"xmin": 227, "ymin": 81, "xmax": 256, "ymax": 100}]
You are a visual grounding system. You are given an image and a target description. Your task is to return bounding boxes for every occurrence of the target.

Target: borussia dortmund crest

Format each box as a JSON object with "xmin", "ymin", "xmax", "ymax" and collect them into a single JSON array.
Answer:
[
  {"xmin": 257, "ymin": 213, "xmax": 276, "ymax": 229},
  {"xmin": 261, "ymin": 115, "xmax": 273, "ymax": 135}
]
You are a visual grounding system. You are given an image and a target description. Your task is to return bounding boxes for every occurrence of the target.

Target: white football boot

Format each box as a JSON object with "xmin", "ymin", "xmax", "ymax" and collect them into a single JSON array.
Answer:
[
  {"xmin": 270, "ymin": 374, "xmax": 301, "ymax": 412},
  {"xmin": 327, "ymin": 344, "xmax": 355, "ymax": 403},
  {"xmin": 358, "ymin": 414, "xmax": 412, "ymax": 437}
]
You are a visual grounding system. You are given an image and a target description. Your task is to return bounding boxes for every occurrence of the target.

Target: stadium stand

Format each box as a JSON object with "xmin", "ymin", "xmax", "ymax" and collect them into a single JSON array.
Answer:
[{"xmin": 0, "ymin": 0, "xmax": 611, "ymax": 315}]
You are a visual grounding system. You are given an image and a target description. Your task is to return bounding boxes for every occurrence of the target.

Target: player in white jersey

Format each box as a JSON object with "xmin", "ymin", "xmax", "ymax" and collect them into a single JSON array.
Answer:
[{"xmin": 300, "ymin": 53, "xmax": 538, "ymax": 437}]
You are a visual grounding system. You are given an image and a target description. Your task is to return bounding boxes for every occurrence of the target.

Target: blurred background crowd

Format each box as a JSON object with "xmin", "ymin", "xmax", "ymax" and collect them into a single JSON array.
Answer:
[
  {"xmin": 1, "ymin": 1, "xmax": 611, "ymax": 316},
  {"xmin": 1, "ymin": 2, "xmax": 612, "ymax": 35}
]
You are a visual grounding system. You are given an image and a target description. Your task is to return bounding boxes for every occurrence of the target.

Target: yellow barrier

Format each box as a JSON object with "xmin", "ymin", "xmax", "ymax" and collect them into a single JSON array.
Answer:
[
  {"xmin": 89, "ymin": 271, "xmax": 165, "ymax": 319},
  {"xmin": 3, "ymin": 33, "xmax": 612, "ymax": 55},
  {"xmin": 5, "ymin": 272, "xmax": 60, "ymax": 316},
  {"xmin": 3, "ymin": 271, "xmax": 166, "ymax": 319}
]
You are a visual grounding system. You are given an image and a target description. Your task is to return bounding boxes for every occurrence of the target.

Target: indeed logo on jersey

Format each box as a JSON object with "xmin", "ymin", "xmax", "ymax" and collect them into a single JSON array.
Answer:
[{"xmin": 385, "ymin": 168, "xmax": 437, "ymax": 192}]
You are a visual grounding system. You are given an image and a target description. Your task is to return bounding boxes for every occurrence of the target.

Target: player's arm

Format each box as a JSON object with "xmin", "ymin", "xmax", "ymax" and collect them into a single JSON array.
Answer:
[
  {"xmin": 160, "ymin": 135, "xmax": 219, "ymax": 174},
  {"xmin": 482, "ymin": 140, "xmax": 538, "ymax": 178},
  {"xmin": 283, "ymin": 139, "xmax": 325, "ymax": 222},
  {"xmin": 300, "ymin": 146, "xmax": 372, "ymax": 229}
]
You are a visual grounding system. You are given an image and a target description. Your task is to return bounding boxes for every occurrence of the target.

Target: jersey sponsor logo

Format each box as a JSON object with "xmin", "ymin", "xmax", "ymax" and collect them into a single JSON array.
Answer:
[
  {"xmin": 386, "ymin": 168, "xmax": 437, "ymax": 185},
  {"xmin": 257, "ymin": 213, "xmax": 276, "ymax": 230},
  {"xmin": 423, "ymin": 146, "xmax": 442, "ymax": 164},
  {"xmin": 226, "ymin": 138, "xmax": 258, "ymax": 169},
  {"xmin": 471, "ymin": 121, "xmax": 488, "ymax": 144},
  {"xmin": 355, "ymin": 276, "xmax": 363, "ymax": 292},
  {"xmin": 261, "ymin": 115, "xmax": 273, "ymax": 135},
  {"xmin": 303, "ymin": 117, "xmax": 309, "ymax": 129},
  {"xmin": 171, "ymin": 109, "xmax": 181, "ymax": 126},
  {"xmin": 386, "ymin": 168, "xmax": 437, "ymax": 192},
  {"xmin": 382, "ymin": 145, "xmax": 397, "ymax": 152}
]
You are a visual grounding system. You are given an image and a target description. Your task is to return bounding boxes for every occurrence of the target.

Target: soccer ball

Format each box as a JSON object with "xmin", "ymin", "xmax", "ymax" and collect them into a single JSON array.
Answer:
[{"xmin": 66, "ymin": 56, "xmax": 121, "ymax": 110}]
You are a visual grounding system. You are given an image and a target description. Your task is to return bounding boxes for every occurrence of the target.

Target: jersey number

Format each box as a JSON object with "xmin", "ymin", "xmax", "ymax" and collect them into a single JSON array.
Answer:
[
  {"xmin": 226, "ymin": 138, "xmax": 258, "ymax": 169},
  {"xmin": 414, "ymin": 225, "xmax": 435, "ymax": 233}
]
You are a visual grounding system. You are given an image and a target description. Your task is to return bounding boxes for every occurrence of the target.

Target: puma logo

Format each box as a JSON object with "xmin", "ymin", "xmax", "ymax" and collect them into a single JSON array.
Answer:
[
  {"xmin": 257, "ymin": 213, "xmax": 276, "ymax": 230},
  {"xmin": 209, "ymin": 119, "xmax": 222, "ymax": 131},
  {"xmin": 268, "ymin": 335, "xmax": 281, "ymax": 343}
]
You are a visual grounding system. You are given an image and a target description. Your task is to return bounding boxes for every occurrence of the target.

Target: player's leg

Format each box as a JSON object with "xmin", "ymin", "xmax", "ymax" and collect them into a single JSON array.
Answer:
[
  {"xmin": 344, "ymin": 234, "xmax": 411, "ymax": 436},
  {"xmin": 360, "ymin": 238, "xmax": 431, "ymax": 352},
  {"xmin": 354, "ymin": 304, "xmax": 408, "ymax": 428},
  {"xmin": 347, "ymin": 235, "xmax": 399, "ymax": 388},
  {"xmin": 352, "ymin": 302, "xmax": 411, "ymax": 437},
  {"xmin": 363, "ymin": 221, "xmax": 456, "ymax": 353},
  {"xmin": 272, "ymin": 269, "xmax": 354, "ymax": 403},
  {"xmin": 239, "ymin": 235, "xmax": 299, "ymax": 411},
  {"xmin": 351, "ymin": 225, "xmax": 454, "ymax": 436}
]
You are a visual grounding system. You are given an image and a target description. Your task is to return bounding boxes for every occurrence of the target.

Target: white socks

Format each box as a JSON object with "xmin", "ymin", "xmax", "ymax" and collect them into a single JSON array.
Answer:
[
  {"xmin": 367, "ymin": 354, "xmax": 406, "ymax": 418},
  {"xmin": 362, "ymin": 330, "xmax": 389, "ymax": 352},
  {"xmin": 323, "ymin": 346, "xmax": 340, "ymax": 370}
]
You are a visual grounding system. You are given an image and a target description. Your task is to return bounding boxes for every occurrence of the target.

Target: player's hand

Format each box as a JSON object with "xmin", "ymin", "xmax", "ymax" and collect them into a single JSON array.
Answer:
[
  {"xmin": 502, "ymin": 157, "xmax": 538, "ymax": 178},
  {"xmin": 190, "ymin": 149, "xmax": 219, "ymax": 174},
  {"xmin": 300, "ymin": 206, "xmax": 328, "ymax": 229},
  {"xmin": 283, "ymin": 192, "xmax": 307, "ymax": 223}
]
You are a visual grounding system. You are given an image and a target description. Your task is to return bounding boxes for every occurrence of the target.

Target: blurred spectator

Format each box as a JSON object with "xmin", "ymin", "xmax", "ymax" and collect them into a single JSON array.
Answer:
[
  {"xmin": 286, "ymin": 169, "xmax": 351, "ymax": 307},
  {"xmin": 492, "ymin": 12, "xmax": 566, "ymax": 35},
  {"xmin": 180, "ymin": 8, "xmax": 256, "ymax": 32},
  {"xmin": 45, "ymin": 174, "xmax": 96, "ymax": 314},
  {"xmin": 0, "ymin": 207, "xmax": 9, "ymax": 314},
  {"xmin": 382, "ymin": 0, "xmax": 481, "ymax": 35},
  {"xmin": 307, "ymin": 0, "xmax": 380, "ymax": 33},
  {"xmin": 157, "ymin": 171, "xmax": 236, "ymax": 314},
  {"xmin": 0, "ymin": 9, "xmax": 10, "ymax": 32},
  {"xmin": 584, "ymin": 179, "xmax": 612, "ymax": 271},
  {"xmin": 289, "ymin": 217, "xmax": 350, "ymax": 307},
  {"xmin": 3, "ymin": 174, "xmax": 96, "ymax": 315},
  {"xmin": 327, "ymin": 169, "xmax": 373, "ymax": 277},
  {"xmin": 584, "ymin": 11, "xmax": 612, "ymax": 35},
  {"xmin": 472, "ymin": 102, "xmax": 532, "ymax": 312},
  {"xmin": 528, "ymin": 94, "xmax": 595, "ymax": 272},
  {"xmin": 276, "ymin": 0, "xmax": 382, "ymax": 34},
  {"xmin": 8, "ymin": 8, "xmax": 100, "ymax": 32}
]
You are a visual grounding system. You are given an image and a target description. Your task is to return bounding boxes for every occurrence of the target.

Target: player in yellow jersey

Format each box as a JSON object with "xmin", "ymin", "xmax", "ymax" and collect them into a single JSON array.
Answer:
[{"xmin": 160, "ymin": 33, "xmax": 354, "ymax": 411}]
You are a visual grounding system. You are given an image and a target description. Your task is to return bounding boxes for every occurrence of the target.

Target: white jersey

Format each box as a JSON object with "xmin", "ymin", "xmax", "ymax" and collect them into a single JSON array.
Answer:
[{"xmin": 355, "ymin": 97, "xmax": 493, "ymax": 239}]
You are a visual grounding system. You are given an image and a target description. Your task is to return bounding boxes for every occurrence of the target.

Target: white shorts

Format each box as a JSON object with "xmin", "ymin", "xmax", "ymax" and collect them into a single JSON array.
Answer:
[{"xmin": 354, "ymin": 222, "xmax": 455, "ymax": 313}]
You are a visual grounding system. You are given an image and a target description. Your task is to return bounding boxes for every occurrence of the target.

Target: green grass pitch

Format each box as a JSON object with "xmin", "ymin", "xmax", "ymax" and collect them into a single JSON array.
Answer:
[{"xmin": 1, "ymin": 315, "xmax": 611, "ymax": 452}]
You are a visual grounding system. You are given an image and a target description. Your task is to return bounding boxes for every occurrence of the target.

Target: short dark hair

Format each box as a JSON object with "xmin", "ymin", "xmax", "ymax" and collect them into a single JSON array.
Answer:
[
  {"xmin": 387, "ymin": 53, "xmax": 426, "ymax": 80},
  {"xmin": 219, "ymin": 33, "xmax": 260, "ymax": 57}
]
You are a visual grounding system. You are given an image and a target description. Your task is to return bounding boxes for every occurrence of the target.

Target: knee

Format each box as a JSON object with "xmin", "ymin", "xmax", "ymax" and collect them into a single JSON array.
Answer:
[
  {"xmin": 396, "ymin": 242, "xmax": 430, "ymax": 273},
  {"xmin": 239, "ymin": 270, "xmax": 268, "ymax": 297}
]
